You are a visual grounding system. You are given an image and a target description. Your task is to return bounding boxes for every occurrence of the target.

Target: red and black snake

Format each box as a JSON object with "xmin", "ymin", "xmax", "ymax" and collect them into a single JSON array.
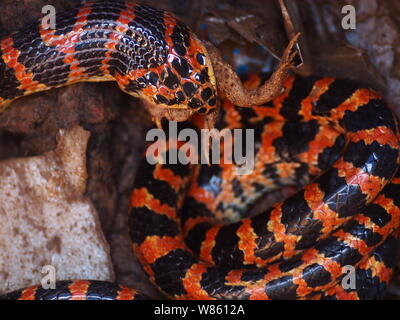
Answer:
[{"xmin": 1, "ymin": 1, "xmax": 400, "ymax": 300}]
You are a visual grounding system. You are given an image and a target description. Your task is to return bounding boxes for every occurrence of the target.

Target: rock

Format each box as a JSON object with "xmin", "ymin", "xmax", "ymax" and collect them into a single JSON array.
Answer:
[{"xmin": 0, "ymin": 126, "xmax": 114, "ymax": 294}]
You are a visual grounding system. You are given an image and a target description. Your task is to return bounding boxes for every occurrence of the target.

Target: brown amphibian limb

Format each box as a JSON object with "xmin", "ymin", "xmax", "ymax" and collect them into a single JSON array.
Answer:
[
  {"xmin": 142, "ymin": 100, "xmax": 196, "ymax": 129},
  {"xmin": 142, "ymin": 99, "xmax": 219, "ymax": 130},
  {"xmin": 204, "ymin": 33, "xmax": 300, "ymax": 107}
]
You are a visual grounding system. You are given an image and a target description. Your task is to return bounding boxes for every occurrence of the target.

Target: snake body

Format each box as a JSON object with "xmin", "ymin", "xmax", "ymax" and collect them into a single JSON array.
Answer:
[
  {"xmin": 0, "ymin": 1, "xmax": 399, "ymax": 300},
  {"xmin": 0, "ymin": 0, "xmax": 217, "ymax": 115}
]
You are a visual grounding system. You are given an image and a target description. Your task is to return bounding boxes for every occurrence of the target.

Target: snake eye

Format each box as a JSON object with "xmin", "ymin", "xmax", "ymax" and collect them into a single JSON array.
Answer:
[{"xmin": 196, "ymin": 53, "xmax": 206, "ymax": 66}]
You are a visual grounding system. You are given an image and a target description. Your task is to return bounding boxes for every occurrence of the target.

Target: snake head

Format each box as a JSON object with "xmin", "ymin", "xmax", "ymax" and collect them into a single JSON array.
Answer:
[
  {"xmin": 122, "ymin": 14, "xmax": 219, "ymax": 124},
  {"xmin": 161, "ymin": 31, "xmax": 219, "ymax": 117}
]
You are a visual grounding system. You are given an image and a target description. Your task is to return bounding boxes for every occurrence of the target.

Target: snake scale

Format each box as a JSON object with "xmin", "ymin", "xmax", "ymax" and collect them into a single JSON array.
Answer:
[{"xmin": 0, "ymin": 1, "xmax": 399, "ymax": 300}]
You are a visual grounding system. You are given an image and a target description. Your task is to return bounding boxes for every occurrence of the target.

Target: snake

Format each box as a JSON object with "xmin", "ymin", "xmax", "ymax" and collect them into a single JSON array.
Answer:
[{"xmin": 0, "ymin": 1, "xmax": 399, "ymax": 300}]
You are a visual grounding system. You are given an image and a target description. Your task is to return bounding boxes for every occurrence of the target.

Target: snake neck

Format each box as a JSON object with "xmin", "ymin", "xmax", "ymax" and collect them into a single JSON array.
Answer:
[{"xmin": 0, "ymin": 1, "xmax": 218, "ymax": 116}]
